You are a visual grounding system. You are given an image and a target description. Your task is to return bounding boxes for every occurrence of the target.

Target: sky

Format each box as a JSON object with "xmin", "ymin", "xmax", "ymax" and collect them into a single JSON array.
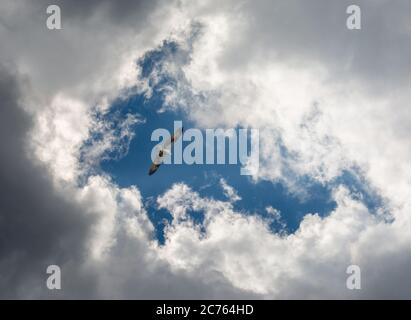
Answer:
[{"xmin": 1, "ymin": 0, "xmax": 411, "ymax": 299}]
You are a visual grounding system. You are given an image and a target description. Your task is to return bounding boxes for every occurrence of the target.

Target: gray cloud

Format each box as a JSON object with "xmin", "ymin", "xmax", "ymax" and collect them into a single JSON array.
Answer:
[
  {"xmin": 0, "ymin": 0, "xmax": 170, "ymax": 99},
  {"xmin": 210, "ymin": 0, "xmax": 411, "ymax": 94},
  {"xmin": 0, "ymin": 65, "xmax": 259, "ymax": 299},
  {"xmin": 45, "ymin": 0, "xmax": 159, "ymax": 23},
  {"xmin": 0, "ymin": 65, "xmax": 98, "ymax": 298}
]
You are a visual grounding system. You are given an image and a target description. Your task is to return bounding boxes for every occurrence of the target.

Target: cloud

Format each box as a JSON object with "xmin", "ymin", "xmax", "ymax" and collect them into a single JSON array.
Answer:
[
  {"xmin": 220, "ymin": 178, "xmax": 241, "ymax": 202},
  {"xmin": 157, "ymin": 183, "xmax": 411, "ymax": 298},
  {"xmin": 0, "ymin": 0, "xmax": 180, "ymax": 102},
  {"xmin": 1, "ymin": 0, "xmax": 411, "ymax": 299},
  {"xmin": 0, "ymin": 65, "xmax": 97, "ymax": 298},
  {"xmin": 0, "ymin": 65, "xmax": 257, "ymax": 299},
  {"xmin": 80, "ymin": 111, "xmax": 143, "ymax": 170},
  {"xmin": 265, "ymin": 206, "xmax": 287, "ymax": 232}
]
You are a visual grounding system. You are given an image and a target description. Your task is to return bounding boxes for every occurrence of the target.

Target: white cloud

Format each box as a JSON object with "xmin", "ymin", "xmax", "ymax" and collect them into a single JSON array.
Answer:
[
  {"xmin": 265, "ymin": 206, "xmax": 286, "ymax": 232},
  {"xmin": 156, "ymin": 183, "xmax": 374, "ymax": 297},
  {"xmin": 31, "ymin": 94, "xmax": 90, "ymax": 182},
  {"xmin": 219, "ymin": 178, "xmax": 241, "ymax": 202}
]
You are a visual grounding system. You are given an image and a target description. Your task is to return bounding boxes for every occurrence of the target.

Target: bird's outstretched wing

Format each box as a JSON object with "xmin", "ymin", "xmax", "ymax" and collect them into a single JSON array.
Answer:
[
  {"xmin": 163, "ymin": 127, "xmax": 183, "ymax": 149},
  {"xmin": 148, "ymin": 162, "xmax": 161, "ymax": 175},
  {"xmin": 148, "ymin": 127, "xmax": 183, "ymax": 175}
]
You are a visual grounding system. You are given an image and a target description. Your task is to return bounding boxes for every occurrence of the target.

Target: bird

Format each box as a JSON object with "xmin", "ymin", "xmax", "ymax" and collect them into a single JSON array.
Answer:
[{"xmin": 148, "ymin": 127, "xmax": 183, "ymax": 175}]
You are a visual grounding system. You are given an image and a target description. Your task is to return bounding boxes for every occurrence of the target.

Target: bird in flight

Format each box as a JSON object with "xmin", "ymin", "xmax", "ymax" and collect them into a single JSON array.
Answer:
[{"xmin": 148, "ymin": 127, "xmax": 183, "ymax": 175}]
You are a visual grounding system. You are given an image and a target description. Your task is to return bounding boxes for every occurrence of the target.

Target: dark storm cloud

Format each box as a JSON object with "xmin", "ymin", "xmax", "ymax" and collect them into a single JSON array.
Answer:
[{"xmin": 0, "ymin": 65, "xmax": 97, "ymax": 298}]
